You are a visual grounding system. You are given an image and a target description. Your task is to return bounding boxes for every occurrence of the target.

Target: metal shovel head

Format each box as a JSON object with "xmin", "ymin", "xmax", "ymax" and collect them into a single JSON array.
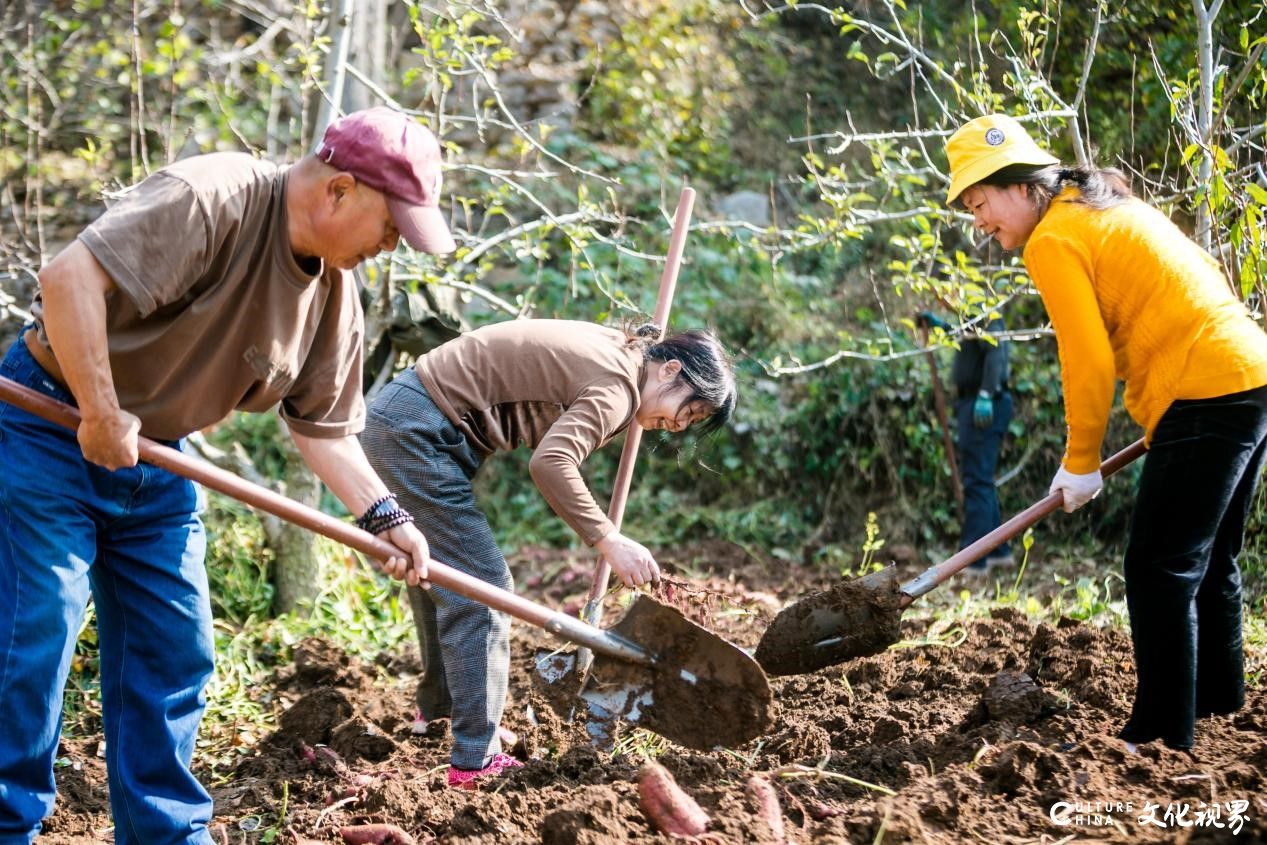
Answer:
[
  {"xmin": 754, "ymin": 565, "xmax": 905, "ymax": 676},
  {"xmin": 534, "ymin": 595, "xmax": 774, "ymax": 750}
]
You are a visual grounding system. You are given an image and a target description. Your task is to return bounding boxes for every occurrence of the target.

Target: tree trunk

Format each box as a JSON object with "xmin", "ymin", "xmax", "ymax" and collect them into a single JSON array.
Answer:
[
  {"xmin": 346, "ymin": 0, "xmax": 388, "ymax": 113},
  {"xmin": 269, "ymin": 434, "xmax": 325, "ymax": 615},
  {"xmin": 1192, "ymin": 0, "xmax": 1221, "ymax": 251},
  {"xmin": 315, "ymin": 0, "xmax": 356, "ymax": 134}
]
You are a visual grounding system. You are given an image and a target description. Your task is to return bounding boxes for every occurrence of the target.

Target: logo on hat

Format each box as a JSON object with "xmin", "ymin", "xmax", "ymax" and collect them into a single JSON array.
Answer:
[{"xmin": 984, "ymin": 128, "xmax": 1005, "ymax": 146}]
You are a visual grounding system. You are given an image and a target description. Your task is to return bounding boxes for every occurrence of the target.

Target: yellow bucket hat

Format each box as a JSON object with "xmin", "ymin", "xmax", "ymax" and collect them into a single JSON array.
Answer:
[{"xmin": 945, "ymin": 114, "xmax": 1058, "ymax": 205}]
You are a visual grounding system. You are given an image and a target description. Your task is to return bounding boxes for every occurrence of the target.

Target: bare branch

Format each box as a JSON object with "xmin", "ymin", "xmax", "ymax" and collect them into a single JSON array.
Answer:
[
  {"xmin": 1071, "ymin": 3, "xmax": 1102, "ymax": 111},
  {"xmin": 446, "ymin": 40, "xmax": 617, "ymax": 185},
  {"xmin": 791, "ymin": 109, "xmax": 1077, "ymax": 149},
  {"xmin": 743, "ymin": 1, "xmax": 973, "ymax": 105},
  {"xmin": 1213, "ymin": 39, "xmax": 1267, "ymax": 134},
  {"xmin": 435, "ymin": 209, "xmax": 605, "ymax": 283},
  {"xmin": 757, "ymin": 327, "xmax": 1056, "ymax": 376}
]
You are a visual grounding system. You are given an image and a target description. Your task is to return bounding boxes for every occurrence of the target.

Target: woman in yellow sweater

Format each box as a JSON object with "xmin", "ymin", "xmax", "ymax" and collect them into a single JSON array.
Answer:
[{"xmin": 944, "ymin": 114, "xmax": 1267, "ymax": 751}]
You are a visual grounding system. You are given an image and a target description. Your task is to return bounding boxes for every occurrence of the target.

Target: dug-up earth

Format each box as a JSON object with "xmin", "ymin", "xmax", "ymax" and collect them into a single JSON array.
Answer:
[{"xmin": 39, "ymin": 542, "xmax": 1267, "ymax": 844}]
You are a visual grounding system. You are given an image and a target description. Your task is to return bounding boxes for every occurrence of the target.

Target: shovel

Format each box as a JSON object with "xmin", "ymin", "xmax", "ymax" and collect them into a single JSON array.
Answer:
[
  {"xmin": 755, "ymin": 438, "xmax": 1147, "ymax": 676},
  {"xmin": 0, "ymin": 375, "xmax": 773, "ymax": 750},
  {"xmin": 570, "ymin": 186, "xmax": 696, "ymax": 672}
]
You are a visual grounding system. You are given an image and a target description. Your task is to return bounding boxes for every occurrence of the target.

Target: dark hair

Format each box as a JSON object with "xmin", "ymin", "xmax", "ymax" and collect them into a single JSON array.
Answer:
[
  {"xmin": 970, "ymin": 163, "xmax": 1132, "ymax": 214},
  {"xmin": 627, "ymin": 323, "xmax": 737, "ymax": 435}
]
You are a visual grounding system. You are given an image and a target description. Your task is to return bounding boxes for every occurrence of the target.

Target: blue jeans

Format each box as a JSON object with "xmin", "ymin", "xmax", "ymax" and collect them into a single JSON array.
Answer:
[
  {"xmin": 956, "ymin": 391, "xmax": 1013, "ymax": 564},
  {"xmin": 0, "ymin": 335, "xmax": 215, "ymax": 844}
]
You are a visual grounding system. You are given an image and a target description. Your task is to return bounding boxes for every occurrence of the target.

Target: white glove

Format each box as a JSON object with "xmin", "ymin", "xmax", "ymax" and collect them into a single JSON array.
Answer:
[{"xmin": 1049, "ymin": 465, "xmax": 1103, "ymax": 513}]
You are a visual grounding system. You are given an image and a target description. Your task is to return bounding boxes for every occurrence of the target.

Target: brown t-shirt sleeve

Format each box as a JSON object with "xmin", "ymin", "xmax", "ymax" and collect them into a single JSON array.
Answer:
[
  {"xmin": 278, "ymin": 271, "xmax": 367, "ymax": 439},
  {"xmin": 78, "ymin": 173, "xmax": 210, "ymax": 317},
  {"xmin": 528, "ymin": 379, "xmax": 637, "ymax": 545}
]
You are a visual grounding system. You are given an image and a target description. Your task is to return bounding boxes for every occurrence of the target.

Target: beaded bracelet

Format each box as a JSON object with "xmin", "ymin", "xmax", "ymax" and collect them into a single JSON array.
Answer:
[
  {"xmin": 362, "ymin": 509, "xmax": 414, "ymax": 536},
  {"xmin": 356, "ymin": 495, "xmax": 409, "ymax": 533}
]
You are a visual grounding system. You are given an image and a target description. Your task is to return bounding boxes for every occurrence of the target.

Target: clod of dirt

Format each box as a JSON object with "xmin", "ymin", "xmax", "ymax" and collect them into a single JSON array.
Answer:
[
  {"xmin": 978, "ymin": 740, "xmax": 1070, "ymax": 795},
  {"xmin": 448, "ymin": 792, "xmax": 517, "ymax": 837},
  {"xmin": 981, "ymin": 670, "xmax": 1048, "ymax": 724},
  {"xmin": 278, "ymin": 688, "xmax": 354, "ymax": 745},
  {"xmin": 762, "ymin": 721, "xmax": 832, "ymax": 765},
  {"xmin": 531, "ymin": 648, "xmax": 584, "ymax": 717},
  {"xmin": 755, "ymin": 566, "xmax": 905, "ymax": 676},
  {"xmin": 541, "ymin": 786, "xmax": 628, "ymax": 845},
  {"xmin": 330, "ymin": 716, "xmax": 397, "ymax": 762},
  {"xmin": 869, "ymin": 715, "xmax": 906, "ymax": 744},
  {"xmin": 289, "ymin": 638, "xmax": 362, "ymax": 689}
]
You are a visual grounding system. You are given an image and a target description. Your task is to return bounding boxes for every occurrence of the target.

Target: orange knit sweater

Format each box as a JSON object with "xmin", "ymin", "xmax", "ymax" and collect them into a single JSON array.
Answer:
[{"xmin": 1023, "ymin": 189, "xmax": 1267, "ymax": 473}]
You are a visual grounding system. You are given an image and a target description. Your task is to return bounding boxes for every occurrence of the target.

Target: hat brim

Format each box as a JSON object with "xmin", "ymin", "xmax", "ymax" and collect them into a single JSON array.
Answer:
[
  {"xmin": 388, "ymin": 198, "xmax": 457, "ymax": 255},
  {"xmin": 945, "ymin": 147, "xmax": 1059, "ymax": 205}
]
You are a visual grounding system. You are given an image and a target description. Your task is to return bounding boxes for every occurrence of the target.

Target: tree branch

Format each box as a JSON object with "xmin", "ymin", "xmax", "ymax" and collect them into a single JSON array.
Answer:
[{"xmin": 758, "ymin": 327, "xmax": 1055, "ymax": 376}]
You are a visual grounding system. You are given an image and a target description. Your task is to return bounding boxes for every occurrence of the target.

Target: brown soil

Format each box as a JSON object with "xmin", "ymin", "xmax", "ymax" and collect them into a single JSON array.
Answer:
[{"xmin": 38, "ymin": 542, "xmax": 1267, "ymax": 843}]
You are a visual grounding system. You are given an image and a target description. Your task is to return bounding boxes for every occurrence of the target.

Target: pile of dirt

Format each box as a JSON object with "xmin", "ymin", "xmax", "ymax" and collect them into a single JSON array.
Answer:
[{"xmin": 39, "ymin": 544, "xmax": 1267, "ymax": 843}]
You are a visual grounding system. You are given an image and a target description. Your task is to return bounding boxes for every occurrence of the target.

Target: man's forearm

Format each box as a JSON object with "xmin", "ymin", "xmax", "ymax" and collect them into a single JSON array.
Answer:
[
  {"xmin": 39, "ymin": 242, "xmax": 122, "ymax": 420},
  {"xmin": 290, "ymin": 430, "xmax": 392, "ymax": 517}
]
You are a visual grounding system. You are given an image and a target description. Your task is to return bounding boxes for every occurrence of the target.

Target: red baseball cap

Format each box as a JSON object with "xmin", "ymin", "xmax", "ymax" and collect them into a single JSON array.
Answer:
[{"xmin": 316, "ymin": 107, "xmax": 457, "ymax": 254}]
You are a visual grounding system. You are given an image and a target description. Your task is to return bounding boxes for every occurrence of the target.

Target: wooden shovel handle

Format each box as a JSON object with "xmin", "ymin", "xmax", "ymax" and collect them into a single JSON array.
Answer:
[
  {"xmin": 584, "ymin": 186, "xmax": 697, "ymax": 618},
  {"xmin": 899, "ymin": 437, "xmax": 1148, "ymax": 603},
  {"xmin": 0, "ymin": 375, "xmax": 652, "ymax": 664}
]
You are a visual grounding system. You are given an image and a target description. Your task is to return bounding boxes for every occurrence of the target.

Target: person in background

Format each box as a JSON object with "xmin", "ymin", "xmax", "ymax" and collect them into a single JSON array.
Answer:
[
  {"xmin": 916, "ymin": 310, "xmax": 1013, "ymax": 576},
  {"xmin": 0, "ymin": 107, "xmax": 440, "ymax": 843},
  {"xmin": 360, "ymin": 319, "xmax": 737, "ymax": 789},
  {"xmin": 944, "ymin": 112, "xmax": 1267, "ymax": 752}
]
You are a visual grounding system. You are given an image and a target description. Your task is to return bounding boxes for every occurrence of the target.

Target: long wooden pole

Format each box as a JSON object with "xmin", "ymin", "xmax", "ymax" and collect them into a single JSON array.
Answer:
[
  {"xmin": 580, "ymin": 187, "xmax": 696, "ymax": 634},
  {"xmin": 900, "ymin": 438, "xmax": 1146, "ymax": 603},
  {"xmin": 0, "ymin": 376, "xmax": 654, "ymax": 665}
]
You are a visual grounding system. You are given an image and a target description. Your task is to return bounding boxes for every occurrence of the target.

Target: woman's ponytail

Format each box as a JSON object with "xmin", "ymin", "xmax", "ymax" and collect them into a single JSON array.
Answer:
[{"xmin": 980, "ymin": 162, "xmax": 1131, "ymax": 211}]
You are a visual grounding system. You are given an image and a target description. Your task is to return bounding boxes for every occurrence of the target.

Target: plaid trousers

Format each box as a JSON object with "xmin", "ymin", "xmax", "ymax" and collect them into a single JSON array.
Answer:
[{"xmin": 361, "ymin": 369, "xmax": 512, "ymax": 769}]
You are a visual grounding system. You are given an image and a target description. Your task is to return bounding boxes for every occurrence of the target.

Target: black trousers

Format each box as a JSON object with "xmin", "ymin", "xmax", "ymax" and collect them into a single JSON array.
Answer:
[{"xmin": 1119, "ymin": 383, "xmax": 1267, "ymax": 749}]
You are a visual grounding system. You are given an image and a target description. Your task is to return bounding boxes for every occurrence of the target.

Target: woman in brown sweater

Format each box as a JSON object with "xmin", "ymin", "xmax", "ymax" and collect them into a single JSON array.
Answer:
[{"xmin": 361, "ymin": 319, "xmax": 736, "ymax": 787}]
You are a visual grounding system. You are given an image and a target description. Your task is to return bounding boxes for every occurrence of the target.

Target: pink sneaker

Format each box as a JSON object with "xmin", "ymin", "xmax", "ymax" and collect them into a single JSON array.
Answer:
[{"xmin": 447, "ymin": 752, "xmax": 524, "ymax": 790}]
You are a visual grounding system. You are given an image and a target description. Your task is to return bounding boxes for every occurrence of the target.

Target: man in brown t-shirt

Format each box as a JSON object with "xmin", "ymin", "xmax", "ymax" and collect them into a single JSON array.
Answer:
[{"xmin": 0, "ymin": 108, "xmax": 447, "ymax": 844}]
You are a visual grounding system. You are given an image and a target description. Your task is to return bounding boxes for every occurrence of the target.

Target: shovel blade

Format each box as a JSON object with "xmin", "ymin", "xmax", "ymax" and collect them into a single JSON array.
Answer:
[
  {"xmin": 754, "ymin": 566, "xmax": 906, "ymax": 676},
  {"xmin": 535, "ymin": 595, "xmax": 773, "ymax": 749}
]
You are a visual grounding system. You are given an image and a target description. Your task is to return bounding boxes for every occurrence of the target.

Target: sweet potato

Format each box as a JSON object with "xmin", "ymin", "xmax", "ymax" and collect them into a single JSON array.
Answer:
[
  {"xmin": 637, "ymin": 762, "xmax": 710, "ymax": 837},
  {"xmin": 807, "ymin": 800, "xmax": 843, "ymax": 821},
  {"xmin": 744, "ymin": 775, "xmax": 785, "ymax": 842},
  {"xmin": 338, "ymin": 823, "xmax": 416, "ymax": 845},
  {"xmin": 314, "ymin": 744, "xmax": 351, "ymax": 777}
]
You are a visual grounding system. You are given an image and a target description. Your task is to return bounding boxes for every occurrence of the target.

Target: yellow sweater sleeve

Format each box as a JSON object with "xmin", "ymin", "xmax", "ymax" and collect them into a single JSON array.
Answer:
[{"xmin": 1024, "ymin": 233, "xmax": 1116, "ymax": 473}]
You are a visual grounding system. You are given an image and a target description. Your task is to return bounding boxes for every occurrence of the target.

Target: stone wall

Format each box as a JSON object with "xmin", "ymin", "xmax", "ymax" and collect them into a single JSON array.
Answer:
[{"xmin": 406, "ymin": 0, "xmax": 635, "ymax": 151}]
